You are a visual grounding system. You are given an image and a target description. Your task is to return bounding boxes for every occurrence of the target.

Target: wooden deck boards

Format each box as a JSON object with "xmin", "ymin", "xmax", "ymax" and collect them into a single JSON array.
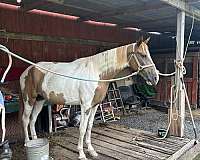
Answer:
[{"xmin": 49, "ymin": 124, "xmax": 194, "ymax": 160}]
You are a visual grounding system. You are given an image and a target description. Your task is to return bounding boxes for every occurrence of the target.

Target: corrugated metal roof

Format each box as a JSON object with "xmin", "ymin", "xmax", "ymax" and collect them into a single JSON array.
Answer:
[{"xmin": 2, "ymin": 0, "xmax": 200, "ymax": 47}]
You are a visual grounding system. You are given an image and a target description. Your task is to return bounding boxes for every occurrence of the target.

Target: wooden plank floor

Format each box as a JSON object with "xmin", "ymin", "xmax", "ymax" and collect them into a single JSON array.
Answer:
[{"xmin": 49, "ymin": 124, "xmax": 192, "ymax": 160}]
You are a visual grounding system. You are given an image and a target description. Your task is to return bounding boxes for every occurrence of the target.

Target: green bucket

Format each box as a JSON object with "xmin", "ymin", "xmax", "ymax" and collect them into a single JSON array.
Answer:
[{"xmin": 158, "ymin": 128, "xmax": 169, "ymax": 138}]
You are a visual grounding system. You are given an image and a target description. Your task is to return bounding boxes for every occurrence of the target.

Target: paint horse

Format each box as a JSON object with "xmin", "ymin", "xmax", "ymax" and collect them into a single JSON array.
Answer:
[{"xmin": 20, "ymin": 37, "xmax": 159, "ymax": 160}]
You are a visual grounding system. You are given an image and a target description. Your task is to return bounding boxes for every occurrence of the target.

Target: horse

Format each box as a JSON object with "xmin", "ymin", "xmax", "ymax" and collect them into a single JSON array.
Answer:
[{"xmin": 20, "ymin": 37, "xmax": 159, "ymax": 160}]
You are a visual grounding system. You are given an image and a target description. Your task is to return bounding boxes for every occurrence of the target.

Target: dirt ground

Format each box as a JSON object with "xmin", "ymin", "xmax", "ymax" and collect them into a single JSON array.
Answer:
[{"xmin": 10, "ymin": 141, "xmax": 26, "ymax": 160}]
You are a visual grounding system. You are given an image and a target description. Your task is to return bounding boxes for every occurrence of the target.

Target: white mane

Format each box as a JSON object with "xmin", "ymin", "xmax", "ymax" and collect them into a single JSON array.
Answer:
[{"xmin": 74, "ymin": 44, "xmax": 134, "ymax": 77}]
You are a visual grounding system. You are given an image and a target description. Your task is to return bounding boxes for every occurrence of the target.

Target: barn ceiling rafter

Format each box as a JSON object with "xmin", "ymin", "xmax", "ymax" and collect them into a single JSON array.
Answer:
[
  {"xmin": 2, "ymin": 0, "xmax": 200, "ymax": 50},
  {"xmin": 160, "ymin": 0, "xmax": 200, "ymax": 21}
]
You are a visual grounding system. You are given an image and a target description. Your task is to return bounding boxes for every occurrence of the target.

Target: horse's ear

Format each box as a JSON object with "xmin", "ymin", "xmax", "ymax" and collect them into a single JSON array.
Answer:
[
  {"xmin": 136, "ymin": 36, "xmax": 143, "ymax": 47},
  {"xmin": 144, "ymin": 37, "xmax": 150, "ymax": 44}
]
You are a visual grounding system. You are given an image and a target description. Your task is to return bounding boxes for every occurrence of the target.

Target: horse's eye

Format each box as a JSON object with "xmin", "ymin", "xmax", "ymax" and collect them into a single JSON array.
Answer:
[{"xmin": 138, "ymin": 52, "xmax": 147, "ymax": 57}]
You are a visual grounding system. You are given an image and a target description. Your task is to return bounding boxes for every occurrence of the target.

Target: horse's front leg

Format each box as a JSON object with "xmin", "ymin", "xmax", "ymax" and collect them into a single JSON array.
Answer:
[
  {"xmin": 78, "ymin": 105, "xmax": 90, "ymax": 160},
  {"xmin": 85, "ymin": 105, "xmax": 98, "ymax": 157}
]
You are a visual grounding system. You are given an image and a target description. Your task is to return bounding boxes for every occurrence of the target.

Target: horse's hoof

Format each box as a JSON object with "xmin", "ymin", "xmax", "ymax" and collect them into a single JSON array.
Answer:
[
  {"xmin": 24, "ymin": 140, "xmax": 30, "ymax": 147},
  {"xmin": 88, "ymin": 150, "xmax": 98, "ymax": 157},
  {"xmin": 79, "ymin": 157, "xmax": 88, "ymax": 160}
]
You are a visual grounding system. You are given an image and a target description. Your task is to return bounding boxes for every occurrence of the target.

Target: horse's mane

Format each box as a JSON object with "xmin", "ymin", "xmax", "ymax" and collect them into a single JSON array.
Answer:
[{"xmin": 74, "ymin": 43, "xmax": 134, "ymax": 76}]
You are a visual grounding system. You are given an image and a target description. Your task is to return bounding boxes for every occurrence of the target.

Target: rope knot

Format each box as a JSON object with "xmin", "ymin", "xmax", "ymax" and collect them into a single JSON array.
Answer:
[
  {"xmin": 175, "ymin": 59, "xmax": 186, "ymax": 75},
  {"xmin": 175, "ymin": 60, "xmax": 183, "ymax": 68}
]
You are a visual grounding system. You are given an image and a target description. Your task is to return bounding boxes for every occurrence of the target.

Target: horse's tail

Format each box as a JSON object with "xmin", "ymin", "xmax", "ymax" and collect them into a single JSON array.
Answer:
[
  {"xmin": 20, "ymin": 65, "xmax": 39, "ymax": 106},
  {"xmin": 18, "ymin": 79, "xmax": 25, "ymax": 139}
]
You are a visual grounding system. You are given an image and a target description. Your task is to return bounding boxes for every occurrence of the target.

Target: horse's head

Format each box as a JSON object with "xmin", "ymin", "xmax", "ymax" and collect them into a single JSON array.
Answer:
[{"xmin": 128, "ymin": 37, "xmax": 159, "ymax": 85}]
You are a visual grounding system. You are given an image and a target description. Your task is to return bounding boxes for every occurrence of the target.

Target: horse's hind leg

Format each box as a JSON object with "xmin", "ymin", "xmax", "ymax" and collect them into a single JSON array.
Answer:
[
  {"xmin": 86, "ymin": 105, "xmax": 98, "ymax": 157},
  {"xmin": 78, "ymin": 105, "xmax": 91, "ymax": 160},
  {"xmin": 30, "ymin": 100, "xmax": 45, "ymax": 139},
  {"xmin": 22, "ymin": 101, "xmax": 34, "ymax": 143}
]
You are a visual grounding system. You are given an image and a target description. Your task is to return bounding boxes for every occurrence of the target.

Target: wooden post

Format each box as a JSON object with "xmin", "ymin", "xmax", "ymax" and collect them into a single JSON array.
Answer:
[
  {"xmin": 164, "ymin": 57, "xmax": 168, "ymax": 103},
  {"xmin": 48, "ymin": 104, "xmax": 52, "ymax": 133},
  {"xmin": 170, "ymin": 11, "xmax": 185, "ymax": 137}
]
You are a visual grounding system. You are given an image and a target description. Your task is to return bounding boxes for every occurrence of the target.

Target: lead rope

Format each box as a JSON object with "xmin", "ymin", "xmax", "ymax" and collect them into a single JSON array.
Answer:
[
  {"xmin": 0, "ymin": 53, "xmax": 12, "ymax": 143},
  {"xmin": 158, "ymin": 85, "xmax": 175, "ymax": 140},
  {"xmin": 157, "ymin": 13, "xmax": 198, "ymax": 142},
  {"xmin": 181, "ymin": 77, "xmax": 198, "ymax": 143},
  {"xmin": 0, "ymin": 53, "xmax": 12, "ymax": 160},
  {"xmin": 158, "ymin": 70, "xmax": 198, "ymax": 143},
  {"xmin": 157, "ymin": 60, "xmax": 196, "ymax": 141},
  {"xmin": 157, "ymin": 61, "xmax": 181, "ymax": 140},
  {"xmin": 0, "ymin": 42, "xmax": 197, "ymax": 142},
  {"xmin": 0, "ymin": 44, "xmax": 154, "ymax": 82}
]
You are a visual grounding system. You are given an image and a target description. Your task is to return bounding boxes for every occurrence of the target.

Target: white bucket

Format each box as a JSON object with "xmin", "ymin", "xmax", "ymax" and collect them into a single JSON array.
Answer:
[{"xmin": 25, "ymin": 138, "xmax": 49, "ymax": 160}]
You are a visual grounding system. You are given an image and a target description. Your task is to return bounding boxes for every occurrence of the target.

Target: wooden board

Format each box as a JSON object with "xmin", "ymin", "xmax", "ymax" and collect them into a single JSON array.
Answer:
[{"xmin": 49, "ymin": 124, "xmax": 195, "ymax": 160}]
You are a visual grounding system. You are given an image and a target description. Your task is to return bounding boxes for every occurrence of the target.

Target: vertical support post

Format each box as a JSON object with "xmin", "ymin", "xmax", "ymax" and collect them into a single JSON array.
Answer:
[
  {"xmin": 170, "ymin": 11, "xmax": 185, "ymax": 137},
  {"xmin": 48, "ymin": 104, "xmax": 52, "ymax": 133},
  {"xmin": 164, "ymin": 58, "xmax": 168, "ymax": 104}
]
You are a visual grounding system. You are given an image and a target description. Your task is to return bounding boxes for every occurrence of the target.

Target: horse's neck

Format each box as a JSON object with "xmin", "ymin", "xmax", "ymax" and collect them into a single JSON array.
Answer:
[{"xmin": 92, "ymin": 44, "xmax": 132, "ymax": 80}]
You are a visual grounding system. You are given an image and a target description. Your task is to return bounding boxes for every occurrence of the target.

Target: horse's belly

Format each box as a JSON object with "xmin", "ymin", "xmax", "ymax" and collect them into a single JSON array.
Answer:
[
  {"xmin": 43, "ymin": 79, "xmax": 81, "ymax": 105},
  {"xmin": 40, "ymin": 62, "xmax": 99, "ymax": 105}
]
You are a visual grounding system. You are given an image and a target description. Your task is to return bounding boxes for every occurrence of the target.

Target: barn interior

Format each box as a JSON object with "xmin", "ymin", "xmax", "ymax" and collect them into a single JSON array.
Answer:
[{"xmin": 0, "ymin": 0, "xmax": 200, "ymax": 159}]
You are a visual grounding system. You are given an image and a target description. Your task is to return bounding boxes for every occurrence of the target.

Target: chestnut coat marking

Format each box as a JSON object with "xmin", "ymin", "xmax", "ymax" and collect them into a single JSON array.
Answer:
[{"xmin": 21, "ymin": 45, "xmax": 132, "ymax": 110}]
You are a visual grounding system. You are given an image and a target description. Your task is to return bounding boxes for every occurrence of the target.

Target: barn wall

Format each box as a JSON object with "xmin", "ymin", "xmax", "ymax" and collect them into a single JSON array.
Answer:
[
  {"xmin": 0, "ymin": 2, "xmax": 145, "ymax": 139},
  {"xmin": 153, "ymin": 52, "xmax": 199, "ymax": 108},
  {"xmin": 0, "ymin": 3, "xmax": 138, "ymax": 69}
]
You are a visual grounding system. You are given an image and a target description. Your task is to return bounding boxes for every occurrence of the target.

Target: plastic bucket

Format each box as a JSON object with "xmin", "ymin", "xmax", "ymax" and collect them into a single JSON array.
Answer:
[{"xmin": 25, "ymin": 138, "xmax": 49, "ymax": 160}]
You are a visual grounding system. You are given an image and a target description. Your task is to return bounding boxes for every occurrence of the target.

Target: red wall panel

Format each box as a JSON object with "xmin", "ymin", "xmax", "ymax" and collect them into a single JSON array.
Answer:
[
  {"xmin": 0, "ymin": 3, "xmax": 140, "ymax": 81},
  {"xmin": 0, "ymin": 3, "xmax": 146, "ymax": 138}
]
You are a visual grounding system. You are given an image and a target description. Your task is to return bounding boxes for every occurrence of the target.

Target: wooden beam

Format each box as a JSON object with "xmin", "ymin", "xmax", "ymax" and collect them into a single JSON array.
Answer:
[
  {"xmin": 78, "ymin": 2, "xmax": 167, "ymax": 21},
  {"xmin": 0, "ymin": 31, "xmax": 119, "ymax": 47},
  {"xmin": 138, "ymin": 19, "xmax": 197, "ymax": 34},
  {"xmin": 20, "ymin": 0, "xmax": 46, "ymax": 11},
  {"xmin": 178, "ymin": 140, "xmax": 200, "ymax": 160},
  {"xmin": 116, "ymin": 15, "xmax": 176, "ymax": 31},
  {"xmin": 167, "ymin": 139, "xmax": 196, "ymax": 160},
  {"xmin": 46, "ymin": 0, "xmax": 97, "ymax": 13},
  {"xmin": 160, "ymin": 0, "xmax": 200, "ymax": 21}
]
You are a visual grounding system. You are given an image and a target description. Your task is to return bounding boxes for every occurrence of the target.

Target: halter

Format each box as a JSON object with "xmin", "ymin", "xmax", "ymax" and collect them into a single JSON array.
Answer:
[
  {"xmin": 0, "ymin": 44, "xmax": 155, "ymax": 83},
  {"xmin": 128, "ymin": 52, "xmax": 155, "ymax": 72}
]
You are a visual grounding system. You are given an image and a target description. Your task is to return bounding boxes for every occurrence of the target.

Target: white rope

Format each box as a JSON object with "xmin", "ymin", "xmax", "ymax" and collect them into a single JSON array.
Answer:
[
  {"xmin": 157, "ymin": 13, "xmax": 198, "ymax": 141},
  {"xmin": 157, "ymin": 60, "xmax": 198, "ymax": 140},
  {"xmin": 183, "ymin": 12, "xmax": 195, "ymax": 61},
  {"xmin": 158, "ymin": 71, "xmax": 175, "ymax": 77},
  {"xmin": 0, "ymin": 106, "xmax": 5, "ymax": 143},
  {"xmin": 157, "ymin": 61, "xmax": 192, "ymax": 139},
  {"xmin": 0, "ymin": 50, "xmax": 12, "ymax": 144},
  {"xmin": 0, "ymin": 44, "xmax": 155, "ymax": 83},
  {"xmin": 157, "ymin": 12, "xmax": 194, "ymax": 78},
  {"xmin": 181, "ymin": 78, "xmax": 198, "ymax": 141},
  {"xmin": 157, "ymin": 85, "xmax": 175, "ymax": 140},
  {"xmin": 1, "ymin": 54, "xmax": 12, "ymax": 83},
  {"xmin": 158, "ymin": 60, "xmax": 187, "ymax": 77}
]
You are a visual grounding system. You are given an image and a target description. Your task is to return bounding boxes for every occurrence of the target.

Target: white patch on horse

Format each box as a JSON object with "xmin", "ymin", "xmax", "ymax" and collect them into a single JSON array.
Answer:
[{"xmin": 38, "ymin": 61, "xmax": 98, "ymax": 108}]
